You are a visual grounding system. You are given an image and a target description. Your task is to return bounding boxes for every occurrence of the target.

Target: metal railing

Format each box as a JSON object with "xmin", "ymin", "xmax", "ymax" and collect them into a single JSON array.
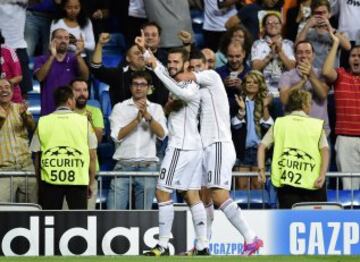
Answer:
[{"xmin": 0, "ymin": 171, "xmax": 359, "ymax": 209}]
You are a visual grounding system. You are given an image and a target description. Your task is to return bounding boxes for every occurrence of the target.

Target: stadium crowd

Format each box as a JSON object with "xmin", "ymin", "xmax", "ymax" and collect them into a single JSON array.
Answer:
[{"xmin": 0, "ymin": 0, "xmax": 360, "ymax": 213}]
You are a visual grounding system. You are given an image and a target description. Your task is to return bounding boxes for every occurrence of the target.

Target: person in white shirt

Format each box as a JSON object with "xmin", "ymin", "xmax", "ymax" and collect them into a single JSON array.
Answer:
[
  {"xmin": 108, "ymin": 71, "xmax": 167, "ymax": 210},
  {"xmin": 136, "ymin": 34, "xmax": 209, "ymax": 255},
  {"xmin": 176, "ymin": 50, "xmax": 264, "ymax": 256}
]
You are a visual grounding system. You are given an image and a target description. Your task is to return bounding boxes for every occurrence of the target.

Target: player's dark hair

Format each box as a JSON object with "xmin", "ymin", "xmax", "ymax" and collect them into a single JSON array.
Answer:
[
  {"xmin": 168, "ymin": 47, "xmax": 190, "ymax": 62},
  {"xmin": 189, "ymin": 49, "xmax": 207, "ymax": 63},
  {"xmin": 54, "ymin": 85, "xmax": 74, "ymax": 107}
]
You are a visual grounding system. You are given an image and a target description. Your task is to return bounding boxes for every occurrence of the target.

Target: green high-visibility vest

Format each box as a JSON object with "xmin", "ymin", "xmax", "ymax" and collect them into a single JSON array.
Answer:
[
  {"xmin": 38, "ymin": 112, "xmax": 90, "ymax": 185},
  {"xmin": 271, "ymin": 114, "xmax": 323, "ymax": 190}
]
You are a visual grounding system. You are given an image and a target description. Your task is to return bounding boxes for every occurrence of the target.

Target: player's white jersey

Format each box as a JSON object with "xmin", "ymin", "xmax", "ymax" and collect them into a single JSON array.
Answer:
[
  {"xmin": 153, "ymin": 62, "xmax": 202, "ymax": 150},
  {"xmin": 194, "ymin": 70, "xmax": 232, "ymax": 147}
]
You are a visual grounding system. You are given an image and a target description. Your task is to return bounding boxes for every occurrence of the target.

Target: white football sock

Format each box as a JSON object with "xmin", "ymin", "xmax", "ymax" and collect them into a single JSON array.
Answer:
[
  {"xmin": 158, "ymin": 200, "xmax": 174, "ymax": 248},
  {"xmin": 220, "ymin": 198, "xmax": 256, "ymax": 243},
  {"xmin": 205, "ymin": 202, "xmax": 214, "ymax": 241},
  {"xmin": 190, "ymin": 202, "xmax": 209, "ymax": 250}
]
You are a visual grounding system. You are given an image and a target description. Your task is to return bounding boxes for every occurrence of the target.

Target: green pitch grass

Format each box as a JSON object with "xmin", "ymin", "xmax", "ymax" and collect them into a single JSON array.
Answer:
[{"xmin": 0, "ymin": 256, "xmax": 358, "ymax": 262}]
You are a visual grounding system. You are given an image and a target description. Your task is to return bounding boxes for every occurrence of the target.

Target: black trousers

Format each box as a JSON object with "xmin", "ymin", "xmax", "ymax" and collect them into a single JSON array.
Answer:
[
  {"xmin": 203, "ymin": 30, "xmax": 225, "ymax": 52},
  {"xmin": 39, "ymin": 181, "xmax": 88, "ymax": 210},
  {"xmin": 277, "ymin": 185, "xmax": 327, "ymax": 209},
  {"xmin": 15, "ymin": 48, "xmax": 33, "ymax": 95}
]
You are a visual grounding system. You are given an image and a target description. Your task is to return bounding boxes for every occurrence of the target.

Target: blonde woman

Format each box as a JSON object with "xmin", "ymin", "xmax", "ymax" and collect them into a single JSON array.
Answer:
[{"xmin": 232, "ymin": 70, "xmax": 273, "ymax": 190}]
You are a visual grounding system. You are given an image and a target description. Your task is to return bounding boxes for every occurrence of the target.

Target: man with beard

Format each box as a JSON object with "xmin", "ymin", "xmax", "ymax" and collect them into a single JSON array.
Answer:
[
  {"xmin": 135, "ymin": 35, "xmax": 209, "ymax": 256},
  {"xmin": 71, "ymin": 78, "xmax": 104, "ymax": 143},
  {"xmin": 71, "ymin": 78, "xmax": 104, "ymax": 209},
  {"xmin": 34, "ymin": 28, "xmax": 89, "ymax": 115}
]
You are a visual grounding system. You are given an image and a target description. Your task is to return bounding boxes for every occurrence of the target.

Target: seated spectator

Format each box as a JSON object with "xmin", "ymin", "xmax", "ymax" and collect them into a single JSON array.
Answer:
[
  {"xmin": 34, "ymin": 28, "xmax": 89, "ymax": 115},
  {"xmin": 216, "ymin": 24, "xmax": 253, "ymax": 68},
  {"xmin": 296, "ymin": 0, "xmax": 351, "ymax": 69},
  {"xmin": 91, "ymin": 33, "xmax": 168, "ymax": 107},
  {"xmin": 0, "ymin": 78, "xmax": 37, "ymax": 204},
  {"xmin": 25, "ymin": 0, "xmax": 61, "ymax": 57},
  {"xmin": 0, "ymin": 3, "xmax": 33, "ymax": 96},
  {"xmin": 252, "ymin": 13, "xmax": 296, "ymax": 119},
  {"xmin": 323, "ymin": 33, "xmax": 360, "ymax": 190},
  {"xmin": 225, "ymin": 0, "xmax": 283, "ymax": 40},
  {"xmin": 70, "ymin": 78, "xmax": 104, "ymax": 209},
  {"xmin": 280, "ymin": 40, "xmax": 330, "ymax": 135},
  {"xmin": 107, "ymin": 71, "xmax": 167, "ymax": 210},
  {"xmin": 232, "ymin": 70, "xmax": 273, "ymax": 190},
  {"xmin": 1, "ymin": 31, "xmax": 23, "ymax": 103},
  {"xmin": 141, "ymin": 21, "xmax": 168, "ymax": 65},
  {"xmin": 50, "ymin": 0, "xmax": 95, "ymax": 54}
]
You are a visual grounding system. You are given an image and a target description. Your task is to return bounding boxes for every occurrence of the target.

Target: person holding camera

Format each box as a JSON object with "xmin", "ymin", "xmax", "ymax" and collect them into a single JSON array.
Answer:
[{"xmin": 296, "ymin": 0, "xmax": 351, "ymax": 69}]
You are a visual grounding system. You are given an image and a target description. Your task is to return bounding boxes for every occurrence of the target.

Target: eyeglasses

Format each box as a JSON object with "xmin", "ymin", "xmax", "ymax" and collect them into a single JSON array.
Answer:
[{"xmin": 131, "ymin": 83, "xmax": 148, "ymax": 88}]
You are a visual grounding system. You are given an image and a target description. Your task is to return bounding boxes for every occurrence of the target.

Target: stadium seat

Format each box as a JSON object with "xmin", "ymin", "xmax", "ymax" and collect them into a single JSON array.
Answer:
[
  {"xmin": 87, "ymin": 99, "xmax": 101, "ymax": 109},
  {"xmin": 327, "ymin": 190, "xmax": 360, "ymax": 209},
  {"xmin": 27, "ymin": 95, "xmax": 41, "ymax": 121},
  {"xmin": 100, "ymin": 90, "xmax": 112, "ymax": 117},
  {"xmin": 97, "ymin": 141, "xmax": 116, "ymax": 171},
  {"xmin": 232, "ymin": 190, "xmax": 271, "ymax": 209},
  {"xmin": 103, "ymin": 33, "xmax": 126, "ymax": 54}
]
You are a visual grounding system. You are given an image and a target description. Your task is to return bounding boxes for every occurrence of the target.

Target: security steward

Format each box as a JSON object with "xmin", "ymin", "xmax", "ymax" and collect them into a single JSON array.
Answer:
[
  {"xmin": 30, "ymin": 85, "xmax": 97, "ymax": 209},
  {"xmin": 257, "ymin": 89, "xmax": 329, "ymax": 209}
]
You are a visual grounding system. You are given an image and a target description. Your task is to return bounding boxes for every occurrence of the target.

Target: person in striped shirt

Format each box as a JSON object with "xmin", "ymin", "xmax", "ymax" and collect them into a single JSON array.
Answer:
[{"xmin": 323, "ymin": 31, "xmax": 360, "ymax": 190}]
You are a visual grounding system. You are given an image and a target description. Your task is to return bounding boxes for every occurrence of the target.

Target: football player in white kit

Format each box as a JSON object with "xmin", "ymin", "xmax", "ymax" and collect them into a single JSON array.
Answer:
[
  {"xmin": 179, "ymin": 49, "xmax": 264, "ymax": 256},
  {"xmin": 135, "ymin": 34, "xmax": 210, "ymax": 256}
]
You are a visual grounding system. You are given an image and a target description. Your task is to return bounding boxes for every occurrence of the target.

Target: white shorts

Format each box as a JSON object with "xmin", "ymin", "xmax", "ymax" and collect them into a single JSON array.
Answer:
[
  {"xmin": 157, "ymin": 147, "xmax": 203, "ymax": 193},
  {"xmin": 202, "ymin": 142, "xmax": 236, "ymax": 190}
]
